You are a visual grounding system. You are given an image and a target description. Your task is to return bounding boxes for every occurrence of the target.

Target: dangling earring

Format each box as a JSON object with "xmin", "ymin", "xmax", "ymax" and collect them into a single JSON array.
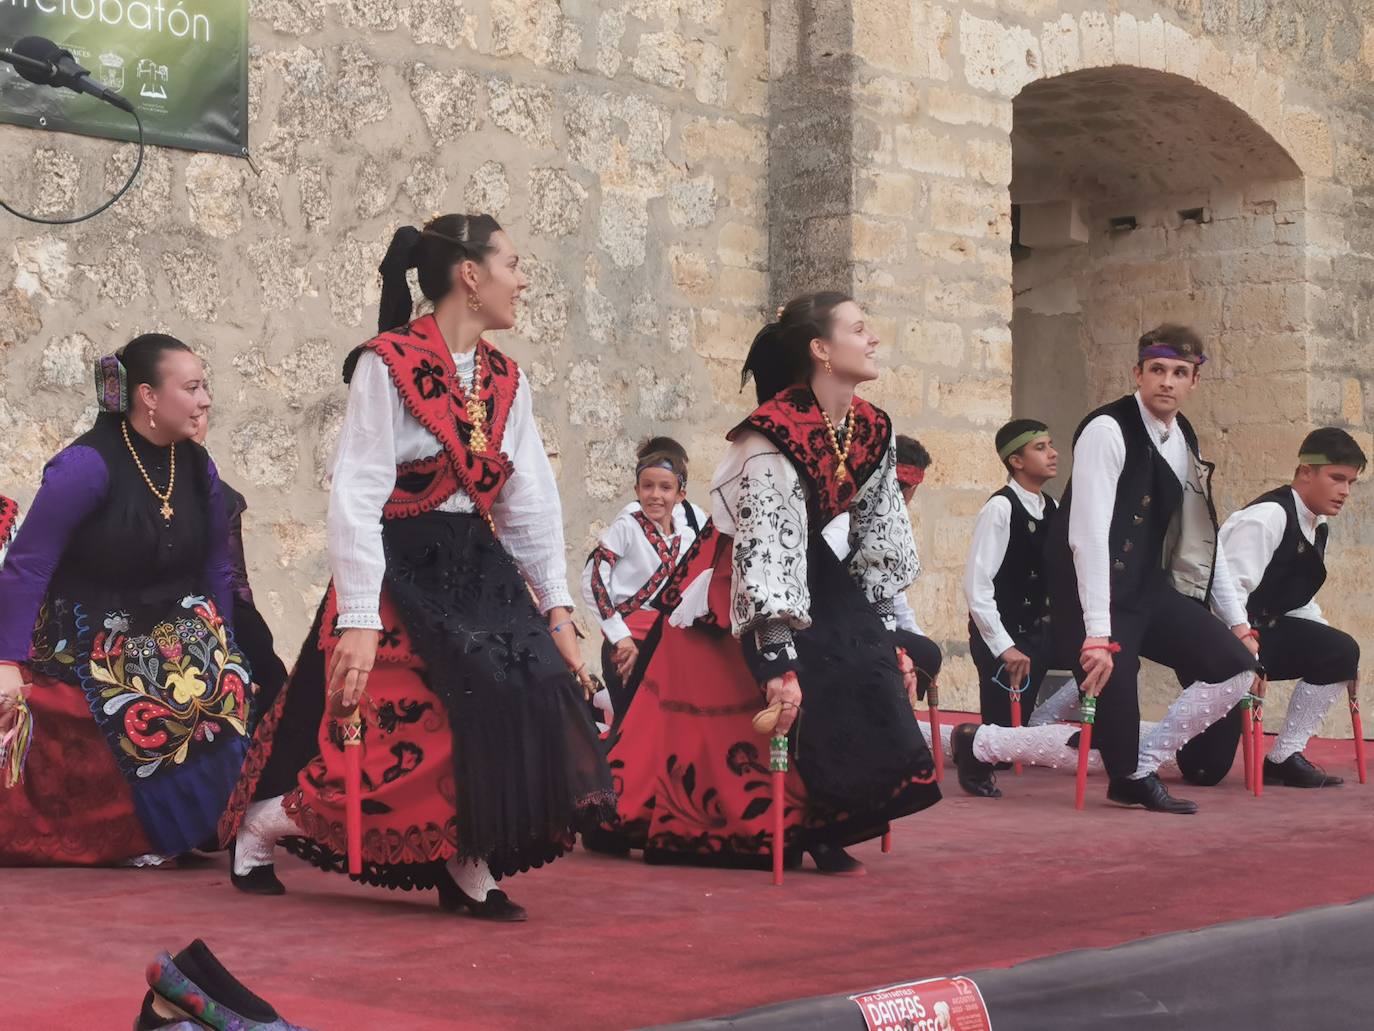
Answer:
[
  {"xmin": 149, "ymin": 409, "xmax": 157, "ymax": 429},
  {"xmin": 467, "ymin": 292, "xmax": 483, "ymax": 312},
  {"xmin": 824, "ymin": 359, "xmax": 833, "ymax": 375}
]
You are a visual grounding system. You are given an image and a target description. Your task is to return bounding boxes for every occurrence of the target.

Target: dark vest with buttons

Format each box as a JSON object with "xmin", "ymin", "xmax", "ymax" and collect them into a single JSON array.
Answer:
[
  {"xmin": 988, "ymin": 486, "xmax": 1059, "ymax": 640},
  {"xmin": 1242, "ymin": 487, "xmax": 1328, "ymax": 626},
  {"xmin": 1046, "ymin": 395, "xmax": 1217, "ymax": 639}
]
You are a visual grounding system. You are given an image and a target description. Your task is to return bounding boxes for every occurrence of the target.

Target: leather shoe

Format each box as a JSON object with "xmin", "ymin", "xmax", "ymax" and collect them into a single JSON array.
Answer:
[
  {"xmin": 437, "ymin": 872, "xmax": 528, "ymax": 922},
  {"xmin": 808, "ymin": 842, "xmax": 866, "ymax": 876},
  {"xmin": 1263, "ymin": 753, "xmax": 1343, "ymax": 788},
  {"xmin": 1107, "ymin": 774, "xmax": 1198, "ymax": 814},
  {"xmin": 951, "ymin": 723, "xmax": 1001, "ymax": 798},
  {"xmin": 228, "ymin": 842, "xmax": 285, "ymax": 896}
]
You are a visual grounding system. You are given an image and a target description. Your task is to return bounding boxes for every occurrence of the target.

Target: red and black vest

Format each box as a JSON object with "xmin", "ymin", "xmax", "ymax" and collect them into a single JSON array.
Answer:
[
  {"xmin": 729, "ymin": 386, "xmax": 892, "ymax": 527},
  {"xmin": 342, "ymin": 313, "xmax": 522, "ymax": 520}
]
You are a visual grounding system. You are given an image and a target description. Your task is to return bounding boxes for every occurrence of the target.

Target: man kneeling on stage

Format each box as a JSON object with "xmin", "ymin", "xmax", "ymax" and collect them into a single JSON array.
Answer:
[{"xmin": 1176, "ymin": 427, "xmax": 1365, "ymax": 789}]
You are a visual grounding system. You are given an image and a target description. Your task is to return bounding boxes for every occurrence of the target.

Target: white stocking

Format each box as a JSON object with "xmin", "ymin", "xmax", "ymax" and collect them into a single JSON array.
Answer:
[
  {"xmin": 1269, "ymin": 680, "xmax": 1346, "ymax": 763},
  {"xmin": 972, "ymin": 723, "xmax": 1101, "ymax": 771},
  {"xmin": 1133, "ymin": 670, "xmax": 1255, "ymax": 779},
  {"xmin": 232, "ymin": 795, "xmax": 301, "ymax": 875},
  {"xmin": 919, "ymin": 719, "xmax": 954, "ymax": 762},
  {"xmin": 1028, "ymin": 680, "xmax": 1081, "ymax": 726},
  {"xmin": 445, "ymin": 855, "xmax": 499, "ymax": 901}
]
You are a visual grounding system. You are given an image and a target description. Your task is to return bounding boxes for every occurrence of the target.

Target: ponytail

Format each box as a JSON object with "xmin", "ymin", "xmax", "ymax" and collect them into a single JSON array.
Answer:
[
  {"xmin": 376, "ymin": 214, "xmax": 503, "ymax": 333},
  {"xmin": 740, "ymin": 291, "xmax": 852, "ymax": 404}
]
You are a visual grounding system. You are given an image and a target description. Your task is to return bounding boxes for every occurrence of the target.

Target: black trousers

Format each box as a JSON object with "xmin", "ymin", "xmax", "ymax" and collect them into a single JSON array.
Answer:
[
  {"xmin": 1066, "ymin": 582, "xmax": 1259, "ymax": 779},
  {"xmin": 1176, "ymin": 616, "xmax": 1360, "ymax": 785},
  {"xmin": 894, "ymin": 627, "xmax": 943, "ymax": 701},
  {"xmin": 970, "ymin": 622, "xmax": 1055, "ymax": 727}
]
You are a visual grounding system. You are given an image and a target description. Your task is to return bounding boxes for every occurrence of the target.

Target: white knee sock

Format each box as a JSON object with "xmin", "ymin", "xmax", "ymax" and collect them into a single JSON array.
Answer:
[
  {"xmin": 445, "ymin": 855, "xmax": 498, "ymax": 901},
  {"xmin": 972, "ymin": 723, "xmax": 1101, "ymax": 770},
  {"xmin": 1133, "ymin": 670, "xmax": 1255, "ymax": 779},
  {"xmin": 1269, "ymin": 680, "xmax": 1346, "ymax": 763},
  {"xmin": 232, "ymin": 795, "xmax": 300, "ymax": 875},
  {"xmin": 1028, "ymin": 680, "xmax": 1081, "ymax": 726}
]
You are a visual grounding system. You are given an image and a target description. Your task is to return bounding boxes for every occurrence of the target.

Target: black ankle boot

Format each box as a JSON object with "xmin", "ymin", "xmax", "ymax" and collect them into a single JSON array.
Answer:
[{"xmin": 808, "ymin": 842, "xmax": 866, "ymax": 876}]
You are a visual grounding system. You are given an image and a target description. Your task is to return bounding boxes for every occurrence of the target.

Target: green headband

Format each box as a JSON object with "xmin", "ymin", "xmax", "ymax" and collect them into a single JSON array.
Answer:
[
  {"xmin": 998, "ymin": 428, "xmax": 1050, "ymax": 462},
  {"xmin": 1298, "ymin": 453, "xmax": 1332, "ymax": 466}
]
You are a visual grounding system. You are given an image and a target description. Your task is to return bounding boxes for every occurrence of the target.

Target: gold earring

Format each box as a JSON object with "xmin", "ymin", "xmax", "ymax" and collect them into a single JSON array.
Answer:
[
  {"xmin": 467, "ymin": 293, "xmax": 483, "ymax": 312},
  {"xmin": 824, "ymin": 359, "xmax": 833, "ymax": 375},
  {"xmin": 149, "ymin": 409, "xmax": 157, "ymax": 429}
]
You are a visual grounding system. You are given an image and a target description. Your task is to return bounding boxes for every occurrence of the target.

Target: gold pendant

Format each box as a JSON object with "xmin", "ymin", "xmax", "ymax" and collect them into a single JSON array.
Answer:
[
  {"xmin": 160, "ymin": 501, "xmax": 174, "ymax": 520},
  {"xmin": 837, "ymin": 466, "xmax": 848, "ymax": 482},
  {"xmin": 470, "ymin": 429, "xmax": 489, "ymax": 453}
]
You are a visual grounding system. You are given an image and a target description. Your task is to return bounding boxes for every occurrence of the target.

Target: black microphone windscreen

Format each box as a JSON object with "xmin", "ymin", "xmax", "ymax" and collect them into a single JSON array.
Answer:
[{"xmin": 11, "ymin": 36, "xmax": 61, "ymax": 85}]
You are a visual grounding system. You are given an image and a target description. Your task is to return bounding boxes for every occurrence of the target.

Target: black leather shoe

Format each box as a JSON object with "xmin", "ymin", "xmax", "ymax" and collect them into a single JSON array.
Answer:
[
  {"xmin": 228, "ymin": 842, "xmax": 285, "ymax": 896},
  {"xmin": 1107, "ymin": 774, "xmax": 1198, "ymax": 814},
  {"xmin": 437, "ymin": 872, "xmax": 528, "ymax": 922},
  {"xmin": 1263, "ymin": 753, "xmax": 1344, "ymax": 788},
  {"xmin": 808, "ymin": 842, "xmax": 866, "ymax": 877},
  {"xmin": 951, "ymin": 723, "xmax": 1001, "ymax": 798}
]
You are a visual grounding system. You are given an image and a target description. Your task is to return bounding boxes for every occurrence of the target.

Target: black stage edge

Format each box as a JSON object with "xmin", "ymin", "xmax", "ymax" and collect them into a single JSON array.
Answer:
[{"xmin": 654, "ymin": 894, "xmax": 1374, "ymax": 1030}]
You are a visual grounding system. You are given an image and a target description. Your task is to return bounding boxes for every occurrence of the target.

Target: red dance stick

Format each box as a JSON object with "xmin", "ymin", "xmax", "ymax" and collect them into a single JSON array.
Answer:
[
  {"xmin": 928, "ymin": 679, "xmax": 944, "ymax": 783},
  {"xmin": 881, "ymin": 831, "xmax": 892, "ymax": 853},
  {"xmin": 1240, "ymin": 695, "xmax": 1255, "ymax": 793},
  {"xmin": 1011, "ymin": 692, "xmax": 1024, "ymax": 776},
  {"xmin": 1075, "ymin": 694, "xmax": 1097, "ymax": 811},
  {"xmin": 770, "ymin": 734, "xmax": 788, "ymax": 886},
  {"xmin": 1349, "ymin": 681, "xmax": 1367, "ymax": 785},
  {"xmin": 342, "ymin": 708, "xmax": 364, "ymax": 875},
  {"xmin": 1252, "ymin": 677, "xmax": 1267, "ymax": 799}
]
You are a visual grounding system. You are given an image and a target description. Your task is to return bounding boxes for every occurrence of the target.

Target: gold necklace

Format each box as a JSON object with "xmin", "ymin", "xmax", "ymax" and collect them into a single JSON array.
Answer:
[
  {"xmin": 460, "ymin": 346, "xmax": 489, "ymax": 453},
  {"xmin": 820, "ymin": 408, "xmax": 853, "ymax": 481},
  {"xmin": 122, "ymin": 418, "xmax": 176, "ymax": 521}
]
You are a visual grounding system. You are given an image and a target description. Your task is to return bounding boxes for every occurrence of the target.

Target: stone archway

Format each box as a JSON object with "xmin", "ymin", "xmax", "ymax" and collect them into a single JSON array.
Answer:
[{"xmin": 1009, "ymin": 67, "xmax": 1304, "ymax": 514}]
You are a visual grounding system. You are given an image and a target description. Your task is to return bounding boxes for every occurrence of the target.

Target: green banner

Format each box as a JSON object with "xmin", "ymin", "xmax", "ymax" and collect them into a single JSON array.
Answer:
[{"xmin": 0, "ymin": 0, "xmax": 247, "ymax": 155}]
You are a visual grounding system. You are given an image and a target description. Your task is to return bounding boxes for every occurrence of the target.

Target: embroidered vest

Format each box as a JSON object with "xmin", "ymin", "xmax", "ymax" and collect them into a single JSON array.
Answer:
[
  {"xmin": 343, "ymin": 314, "xmax": 522, "ymax": 520},
  {"xmin": 730, "ymin": 386, "xmax": 892, "ymax": 526},
  {"xmin": 588, "ymin": 511, "xmax": 683, "ymax": 619},
  {"xmin": 1243, "ymin": 487, "xmax": 1328, "ymax": 626}
]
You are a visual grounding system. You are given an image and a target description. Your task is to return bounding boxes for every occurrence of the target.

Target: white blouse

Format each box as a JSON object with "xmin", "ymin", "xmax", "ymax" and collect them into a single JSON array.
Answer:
[
  {"xmin": 710, "ymin": 429, "xmax": 919, "ymax": 639},
  {"xmin": 1068, "ymin": 392, "xmax": 1246, "ymax": 638},
  {"xmin": 1219, "ymin": 489, "xmax": 1328, "ymax": 625},
  {"xmin": 821, "ymin": 513, "xmax": 922, "ymax": 634},
  {"xmin": 328, "ymin": 347, "xmax": 573, "ymax": 630},
  {"xmin": 581, "ymin": 500, "xmax": 708, "ymax": 644}
]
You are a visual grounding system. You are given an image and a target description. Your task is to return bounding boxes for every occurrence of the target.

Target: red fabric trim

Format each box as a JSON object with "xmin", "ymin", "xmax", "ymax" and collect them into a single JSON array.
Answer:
[
  {"xmin": 652, "ymin": 519, "xmax": 719, "ymax": 617},
  {"xmin": 588, "ymin": 545, "xmax": 620, "ymax": 620},
  {"xmin": 612, "ymin": 511, "xmax": 680, "ymax": 616},
  {"xmin": 731, "ymin": 386, "xmax": 892, "ymax": 523},
  {"xmin": 382, "ymin": 454, "xmax": 463, "ymax": 521},
  {"xmin": 355, "ymin": 315, "xmax": 520, "ymax": 518},
  {"xmin": 0, "ymin": 495, "xmax": 18, "ymax": 552}
]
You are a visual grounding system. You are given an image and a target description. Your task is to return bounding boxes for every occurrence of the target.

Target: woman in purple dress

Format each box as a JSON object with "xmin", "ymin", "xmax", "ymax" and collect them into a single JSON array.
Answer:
[{"xmin": 0, "ymin": 334, "xmax": 251, "ymax": 865}]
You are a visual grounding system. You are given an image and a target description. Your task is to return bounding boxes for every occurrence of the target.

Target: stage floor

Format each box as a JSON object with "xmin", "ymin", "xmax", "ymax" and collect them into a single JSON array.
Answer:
[{"xmin": 2, "ymin": 731, "xmax": 1370, "ymax": 1030}]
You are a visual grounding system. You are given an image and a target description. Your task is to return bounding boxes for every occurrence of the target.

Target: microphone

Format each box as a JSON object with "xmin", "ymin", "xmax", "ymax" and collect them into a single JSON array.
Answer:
[{"xmin": 2, "ymin": 35, "xmax": 134, "ymax": 113}]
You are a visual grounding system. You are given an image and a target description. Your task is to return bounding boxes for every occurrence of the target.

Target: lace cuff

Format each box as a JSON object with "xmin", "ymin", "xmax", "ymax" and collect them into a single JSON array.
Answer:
[
  {"xmin": 873, "ymin": 596, "xmax": 896, "ymax": 632},
  {"xmin": 742, "ymin": 619, "xmax": 801, "ymax": 683}
]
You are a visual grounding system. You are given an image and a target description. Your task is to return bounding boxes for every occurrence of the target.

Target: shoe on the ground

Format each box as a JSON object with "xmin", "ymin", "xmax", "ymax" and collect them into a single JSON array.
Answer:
[
  {"xmin": 1263, "ymin": 752, "xmax": 1344, "ymax": 788},
  {"xmin": 436, "ymin": 871, "xmax": 529, "ymax": 922},
  {"xmin": 950, "ymin": 723, "xmax": 1001, "ymax": 798},
  {"xmin": 1107, "ymin": 773, "xmax": 1198, "ymax": 814},
  {"xmin": 145, "ymin": 939, "xmax": 311, "ymax": 1030},
  {"xmin": 808, "ymin": 842, "xmax": 866, "ymax": 876}
]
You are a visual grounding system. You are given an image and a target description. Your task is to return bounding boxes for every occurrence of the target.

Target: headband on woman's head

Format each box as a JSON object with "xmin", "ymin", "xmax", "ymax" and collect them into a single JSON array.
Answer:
[
  {"xmin": 636, "ymin": 457, "xmax": 687, "ymax": 488},
  {"xmin": 93, "ymin": 354, "xmax": 128, "ymax": 413}
]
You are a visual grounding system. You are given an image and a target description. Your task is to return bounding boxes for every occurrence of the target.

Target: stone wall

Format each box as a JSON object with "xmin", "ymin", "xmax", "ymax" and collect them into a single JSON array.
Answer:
[
  {"xmin": 5, "ymin": 0, "xmax": 1374, "ymax": 733},
  {"xmin": 0, "ymin": 0, "xmax": 770, "ymax": 663}
]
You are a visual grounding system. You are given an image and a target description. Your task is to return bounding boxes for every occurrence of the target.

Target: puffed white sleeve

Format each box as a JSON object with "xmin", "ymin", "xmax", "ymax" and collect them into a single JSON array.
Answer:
[
  {"xmin": 964, "ymin": 494, "xmax": 1016, "ymax": 657},
  {"xmin": 328, "ymin": 351, "xmax": 402, "ymax": 631},
  {"xmin": 847, "ymin": 442, "xmax": 920, "ymax": 625},
  {"xmin": 1067, "ymin": 416, "xmax": 1126, "ymax": 639},
  {"xmin": 488, "ymin": 375, "xmax": 575, "ymax": 614}
]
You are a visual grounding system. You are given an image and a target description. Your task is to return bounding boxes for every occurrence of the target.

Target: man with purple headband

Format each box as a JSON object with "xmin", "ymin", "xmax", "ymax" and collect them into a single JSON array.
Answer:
[{"xmin": 952, "ymin": 325, "xmax": 1261, "ymax": 814}]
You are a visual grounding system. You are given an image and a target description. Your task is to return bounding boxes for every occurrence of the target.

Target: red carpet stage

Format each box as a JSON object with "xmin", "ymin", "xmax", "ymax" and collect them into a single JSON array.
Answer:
[{"xmin": 1, "ymin": 729, "xmax": 1370, "ymax": 1030}]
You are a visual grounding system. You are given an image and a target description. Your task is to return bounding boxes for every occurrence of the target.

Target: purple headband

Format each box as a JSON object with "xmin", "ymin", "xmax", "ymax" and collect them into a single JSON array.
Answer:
[
  {"xmin": 93, "ymin": 354, "xmax": 128, "ymax": 413},
  {"xmin": 636, "ymin": 458, "xmax": 687, "ymax": 488},
  {"xmin": 1139, "ymin": 343, "xmax": 1207, "ymax": 366}
]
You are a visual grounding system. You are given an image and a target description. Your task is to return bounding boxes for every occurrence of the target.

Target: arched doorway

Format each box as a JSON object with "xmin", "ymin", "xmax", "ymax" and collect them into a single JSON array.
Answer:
[{"xmin": 1009, "ymin": 67, "xmax": 1304, "ymax": 513}]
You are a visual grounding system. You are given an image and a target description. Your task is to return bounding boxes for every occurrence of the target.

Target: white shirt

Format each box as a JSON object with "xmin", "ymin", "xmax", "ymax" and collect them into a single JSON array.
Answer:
[
  {"xmin": 964, "ymin": 479, "xmax": 1048, "ymax": 658},
  {"xmin": 822, "ymin": 513, "xmax": 922, "ymax": 634},
  {"xmin": 581, "ymin": 500, "xmax": 708, "ymax": 644},
  {"xmin": 1219, "ymin": 488, "xmax": 1328, "ymax": 625},
  {"xmin": 329, "ymin": 347, "xmax": 573, "ymax": 630},
  {"xmin": 1068, "ymin": 392, "xmax": 1246, "ymax": 638}
]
